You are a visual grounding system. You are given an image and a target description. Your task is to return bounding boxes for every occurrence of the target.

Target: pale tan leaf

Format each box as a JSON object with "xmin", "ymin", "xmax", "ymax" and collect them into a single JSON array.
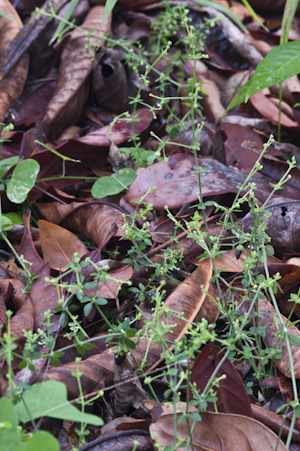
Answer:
[{"xmin": 149, "ymin": 408, "xmax": 288, "ymax": 451}]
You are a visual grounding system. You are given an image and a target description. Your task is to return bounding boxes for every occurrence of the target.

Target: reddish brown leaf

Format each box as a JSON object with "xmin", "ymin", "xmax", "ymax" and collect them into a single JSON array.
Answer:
[
  {"xmin": 125, "ymin": 154, "xmax": 300, "ymax": 210},
  {"xmin": 250, "ymin": 91, "xmax": 300, "ymax": 129},
  {"xmin": 252, "ymin": 403, "xmax": 300, "ymax": 442},
  {"xmin": 37, "ymin": 201, "xmax": 125, "ymax": 246},
  {"xmin": 8, "ymin": 295, "xmax": 34, "ymax": 341},
  {"xmin": 190, "ymin": 343, "xmax": 253, "ymax": 417}
]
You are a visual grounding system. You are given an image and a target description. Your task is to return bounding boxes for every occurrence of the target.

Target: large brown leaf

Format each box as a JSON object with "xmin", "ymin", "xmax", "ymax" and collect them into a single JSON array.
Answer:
[
  {"xmin": 190, "ymin": 343, "xmax": 253, "ymax": 418},
  {"xmin": 149, "ymin": 405, "xmax": 288, "ymax": 451},
  {"xmin": 41, "ymin": 5, "xmax": 111, "ymax": 139},
  {"xmin": 38, "ymin": 219, "xmax": 88, "ymax": 270},
  {"xmin": 37, "ymin": 201, "xmax": 125, "ymax": 245},
  {"xmin": 239, "ymin": 200, "xmax": 300, "ymax": 256},
  {"xmin": 125, "ymin": 154, "xmax": 300, "ymax": 210},
  {"xmin": 0, "ymin": 0, "xmax": 29, "ymax": 123}
]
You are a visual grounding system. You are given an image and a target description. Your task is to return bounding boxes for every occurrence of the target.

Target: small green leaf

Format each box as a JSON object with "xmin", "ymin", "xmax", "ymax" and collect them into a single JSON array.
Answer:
[
  {"xmin": 91, "ymin": 168, "xmax": 136, "ymax": 198},
  {"xmin": 6, "ymin": 159, "xmax": 40, "ymax": 204},
  {"xmin": 95, "ymin": 297, "xmax": 107, "ymax": 306},
  {"xmin": 14, "ymin": 381, "xmax": 103, "ymax": 426},
  {"xmin": 287, "ymin": 333, "xmax": 300, "ymax": 348},
  {"xmin": 0, "ymin": 156, "xmax": 19, "ymax": 177},
  {"xmin": 83, "ymin": 302, "xmax": 93, "ymax": 316},
  {"xmin": 0, "ymin": 216, "xmax": 12, "ymax": 232},
  {"xmin": 3, "ymin": 212, "xmax": 23, "ymax": 225}
]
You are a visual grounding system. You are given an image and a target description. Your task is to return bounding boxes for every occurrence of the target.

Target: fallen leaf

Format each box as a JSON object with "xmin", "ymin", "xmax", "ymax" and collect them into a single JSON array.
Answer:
[
  {"xmin": 149, "ymin": 405, "xmax": 288, "ymax": 451},
  {"xmin": 258, "ymin": 298, "xmax": 300, "ymax": 378},
  {"xmin": 190, "ymin": 343, "xmax": 253, "ymax": 417},
  {"xmin": 39, "ymin": 219, "xmax": 88, "ymax": 270}
]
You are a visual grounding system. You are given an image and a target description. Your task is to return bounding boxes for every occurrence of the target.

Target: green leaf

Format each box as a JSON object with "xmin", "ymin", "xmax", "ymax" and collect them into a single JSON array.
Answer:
[
  {"xmin": 102, "ymin": 0, "xmax": 117, "ymax": 23},
  {"xmin": 240, "ymin": 0, "xmax": 269, "ymax": 31},
  {"xmin": 0, "ymin": 215, "xmax": 12, "ymax": 232},
  {"xmin": 0, "ymin": 398, "xmax": 24, "ymax": 451},
  {"xmin": 83, "ymin": 302, "xmax": 93, "ymax": 316},
  {"xmin": 91, "ymin": 168, "xmax": 136, "ymax": 198},
  {"xmin": 49, "ymin": 0, "xmax": 79, "ymax": 45},
  {"xmin": 287, "ymin": 333, "xmax": 300, "ymax": 348},
  {"xmin": 3, "ymin": 212, "xmax": 23, "ymax": 225},
  {"xmin": 25, "ymin": 431, "xmax": 59, "ymax": 451},
  {"xmin": 14, "ymin": 381, "xmax": 103, "ymax": 426},
  {"xmin": 0, "ymin": 156, "xmax": 19, "ymax": 178},
  {"xmin": 228, "ymin": 40, "xmax": 300, "ymax": 111},
  {"xmin": 6, "ymin": 159, "xmax": 40, "ymax": 204},
  {"xmin": 0, "ymin": 9, "xmax": 18, "ymax": 23},
  {"xmin": 281, "ymin": 0, "xmax": 299, "ymax": 45}
]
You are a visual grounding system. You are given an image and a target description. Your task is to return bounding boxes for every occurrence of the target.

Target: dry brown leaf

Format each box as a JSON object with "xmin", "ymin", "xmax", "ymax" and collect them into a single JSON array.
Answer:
[
  {"xmin": 39, "ymin": 219, "xmax": 88, "ymax": 270},
  {"xmin": 0, "ymin": 0, "xmax": 29, "ymax": 123},
  {"xmin": 30, "ymin": 264, "xmax": 61, "ymax": 332},
  {"xmin": 252, "ymin": 403, "xmax": 300, "ymax": 442},
  {"xmin": 18, "ymin": 211, "xmax": 44, "ymax": 274},
  {"xmin": 41, "ymin": 5, "xmax": 111, "ymax": 139},
  {"xmin": 149, "ymin": 405, "xmax": 288, "ymax": 451},
  {"xmin": 258, "ymin": 298, "xmax": 300, "ymax": 378},
  {"xmin": 113, "ymin": 354, "xmax": 149, "ymax": 415},
  {"xmin": 37, "ymin": 202, "xmax": 125, "ymax": 245}
]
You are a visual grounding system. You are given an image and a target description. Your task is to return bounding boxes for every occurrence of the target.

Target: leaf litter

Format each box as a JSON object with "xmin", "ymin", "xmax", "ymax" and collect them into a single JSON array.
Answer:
[{"xmin": 2, "ymin": 0, "xmax": 300, "ymax": 450}]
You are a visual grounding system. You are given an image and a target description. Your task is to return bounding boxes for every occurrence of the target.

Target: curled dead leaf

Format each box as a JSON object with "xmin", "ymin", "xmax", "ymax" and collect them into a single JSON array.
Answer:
[{"xmin": 149, "ymin": 406, "xmax": 288, "ymax": 451}]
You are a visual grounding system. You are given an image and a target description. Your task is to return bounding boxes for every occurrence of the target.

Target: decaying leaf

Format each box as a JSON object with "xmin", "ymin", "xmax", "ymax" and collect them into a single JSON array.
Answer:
[
  {"xmin": 149, "ymin": 404, "xmax": 288, "ymax": 451},
  {"xmin": 125, "ymin": 154, "xmax": 300, "ymax": 210},
  {"xmin": 41, "ymin": 5, "xmax": 111, "ymax": 139},
  {"xmin": 38, "ymin": 219, "xmax": 88, "ymax": 270},
  {"xmin": 0, "ymin": 0, "xmax": 29, "ymax": 123},
  {"xmin": 190, "ymin": 343, "xmax": 253, "ymax": 418},
  {"xmin": 258, "ymin": 298, "xmax": 300, "ymax": 378},
  {"xmin": 113, "ymin": 354, "xmax": 149, "ymax": 416}
]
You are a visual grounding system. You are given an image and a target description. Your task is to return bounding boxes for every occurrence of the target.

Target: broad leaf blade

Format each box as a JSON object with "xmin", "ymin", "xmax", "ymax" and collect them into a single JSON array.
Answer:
[
  {"xmin": 227, "ymin": 40, "xmax": 300, "ymax": 110},
  {"xmin": 14, "ymin": 381, "xmax": 103, "ymax": 426}
]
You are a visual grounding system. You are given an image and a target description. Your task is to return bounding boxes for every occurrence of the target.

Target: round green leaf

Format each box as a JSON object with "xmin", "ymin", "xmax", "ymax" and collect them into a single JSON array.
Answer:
[
  {"xmin": 6, "ymin": 159, "xmax": 40, "ymax": 204},
  {"xmin": 92, "ymin": 168, "xmax": 136, "ymax": 198}
]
